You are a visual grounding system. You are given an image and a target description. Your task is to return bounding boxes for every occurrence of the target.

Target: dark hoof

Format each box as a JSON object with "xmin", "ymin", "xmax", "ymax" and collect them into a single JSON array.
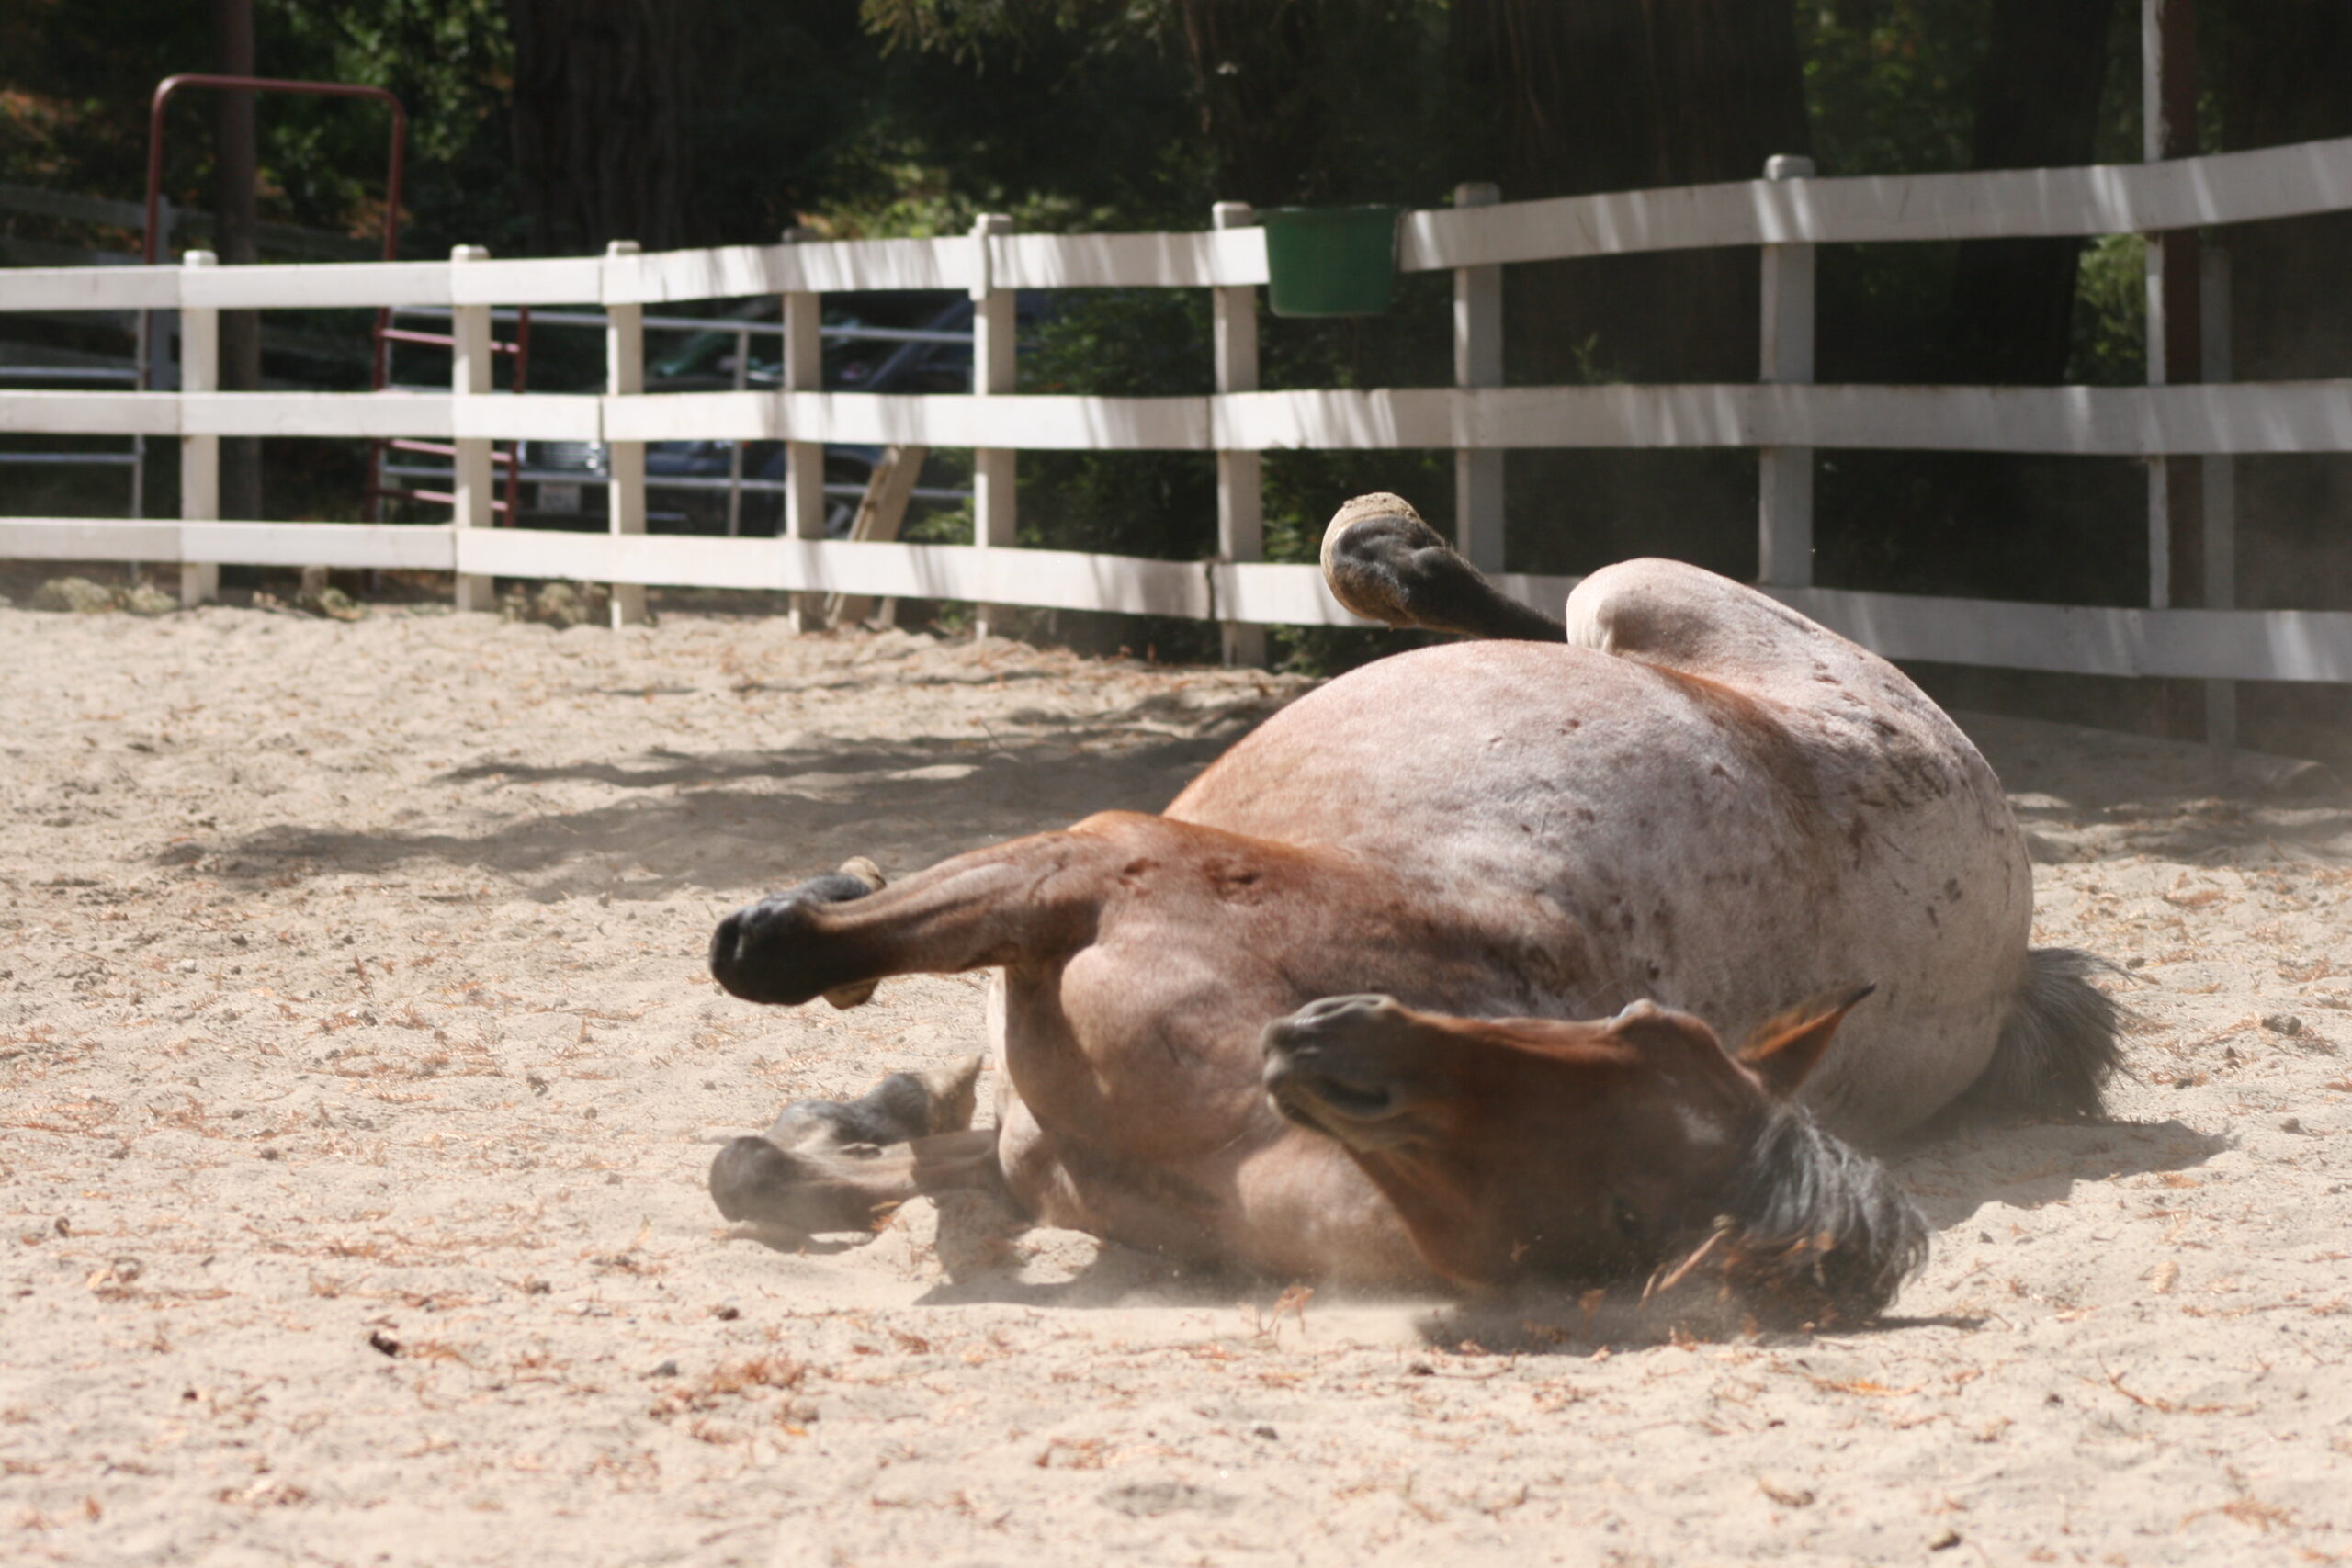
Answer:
[
  {"xmin": 1319, "ymin": 494, "xmax": 1453, "ymax": 626},
  {"xmin": 709, "ymin": 861, "xmax": 881, "ymax": 1006},
  {"xmin": 707, "ymin": 1135, "xmax": 882, "ymax": 1234},
  {"xmin": 766, "ymin": 1055, "xmax": 984, "ymax": 1150},
  {"xmin": 710, "ymin": 1135, "xmax": 801, "ymax": 1224},
  {"xmin": 1319, "ymin": 492, "xmax": 1566, "ymax": 642}
]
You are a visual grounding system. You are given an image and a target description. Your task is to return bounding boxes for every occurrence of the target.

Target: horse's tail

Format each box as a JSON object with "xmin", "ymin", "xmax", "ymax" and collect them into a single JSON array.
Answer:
[{"xmin": 1954, "ymin": 947, "xmax": 2124, "ymax": 1120}]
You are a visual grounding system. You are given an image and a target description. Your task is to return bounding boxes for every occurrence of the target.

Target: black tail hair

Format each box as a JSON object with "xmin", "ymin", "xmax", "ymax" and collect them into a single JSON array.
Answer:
[{"xmin": 1954, "ymin": 947, "xmax": 2124, "ymax": 1121}]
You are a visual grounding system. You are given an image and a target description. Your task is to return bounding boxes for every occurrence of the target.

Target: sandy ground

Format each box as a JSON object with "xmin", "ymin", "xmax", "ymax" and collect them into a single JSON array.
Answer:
[{"xmin": 1, "ymin": 599, "xmax": 2348, "ymax": 1568}]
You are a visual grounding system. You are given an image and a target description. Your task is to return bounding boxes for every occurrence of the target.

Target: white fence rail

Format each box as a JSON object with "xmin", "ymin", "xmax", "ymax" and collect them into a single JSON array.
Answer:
[
  {"xmin": 8, "ymin": 515, "xmax": 2352, "ymax": 684},
  {"xmin": 9, "ymin": 380, "xmax": 2352, "ymax": 455},
  {"xmin": 7, "ymin": 133, "xmax": 2352, "ymax": 683}
]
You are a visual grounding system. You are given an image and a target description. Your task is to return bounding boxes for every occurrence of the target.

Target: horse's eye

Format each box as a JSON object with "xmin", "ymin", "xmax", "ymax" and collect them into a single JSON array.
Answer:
[{"xmin": 1609, "ymin": 1199, "xmax": 1645, "ymax": 1238}]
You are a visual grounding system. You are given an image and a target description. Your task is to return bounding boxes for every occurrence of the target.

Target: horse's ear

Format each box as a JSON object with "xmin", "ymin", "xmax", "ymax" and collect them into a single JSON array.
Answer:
[{"xmin": 1738, "ymin": 984, "xmax": 1874, "ymax": 1099}]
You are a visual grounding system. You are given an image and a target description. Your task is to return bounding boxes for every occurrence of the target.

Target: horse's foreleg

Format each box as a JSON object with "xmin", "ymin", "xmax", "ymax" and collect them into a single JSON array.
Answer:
[
  {"xmin": 710, "ymin": 1127, "xmax": 1002, "ymax": 1235},
  {"xmin": 707, "ymin": 819, "xmax": 1151, "ymax": 1238},
  {"xmin": 708, "ymin": 815, "xmax": 1146, "ymax": 1006},
  {"xmin": 712, "ymin": 1053, "xmax": 987, "ymax": 1235},
  {"xmin": 764, "ymin": 1055, "xmax": 983, "ymax": 1151}
]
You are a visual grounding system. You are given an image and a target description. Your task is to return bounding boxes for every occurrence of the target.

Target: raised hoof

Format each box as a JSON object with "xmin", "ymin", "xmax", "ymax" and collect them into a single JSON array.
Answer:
[
  {"xmin": 1319, "ymin": 493, "xmax": 1454, "ymax": 627},
  {"xmin": 1319, "ymin": 492, "xmax": 1566, "ymax": 642},
  {"xmin": 710, "ymin": 856, "xmax": 885, "ymax": 1007}
]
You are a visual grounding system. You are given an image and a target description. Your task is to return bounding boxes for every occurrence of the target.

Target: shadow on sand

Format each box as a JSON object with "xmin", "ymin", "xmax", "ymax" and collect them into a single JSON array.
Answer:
[
  {"xmin": 1891, "ymin": 1113, "xmax": 2229, "ymax": 1226},
  {"xmin": 1409, "ymin": 1111, "xmax": 2229, "ymax": 1358},
  {"xmin": 707, "ymin": 1103, "xmax": 2226, "ymax": 1359},
  {"xmin": 165, "ymin": 728, "xmax": 1238, "ymax": 901}
]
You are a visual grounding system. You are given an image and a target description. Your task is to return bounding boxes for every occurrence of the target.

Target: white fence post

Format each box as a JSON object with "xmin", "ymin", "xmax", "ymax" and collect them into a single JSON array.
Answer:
[
  {"xmin": 971, "ymin": 212, "xmax": 1016, "ymax": 640},
  {"xmin": 1453, "ymin": 182, "xmax": 1505, "ymax": 575},
  {"xmin": 130, "ymin": 196, "xmax": 182, "ymax": 526},
  {"xmin": 780, "ymin": 225, "xmax": 824, "ymax": 632},
  {"xmin": 2143, "ymin": 0, "xmax": 2172, "ymax": 610},
  {"xmin": 2202, "ymin": 244, "xmax": 2237, "ymax": 752},
  {"xmin": 177, "ymin": 250, "xmax": 220, "ymax": 608},
  {"xmin": 1758, "ymin": 154, "xmax": 1817, "ymax": 587},
  {"xmin": 726, "ymin": 323, "xmax": 751, "ymax": 537},
  {"xmin": 1212, "ymin": 200, "xmax": 1266, "ymax": 666},
  {"xmin": 449, "ymin": 244, "xmax": 497, "ymax": 612},
  {"xmin": 605, "ymin": 239, "xmax": 648, "ymax": 627},
  {"xmin": 2141, "ymin": 0, "xmax": 2199, "ymax": 620}
]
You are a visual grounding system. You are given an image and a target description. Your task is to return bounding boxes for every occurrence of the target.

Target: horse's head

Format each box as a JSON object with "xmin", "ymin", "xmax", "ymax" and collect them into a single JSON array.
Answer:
[{"xmin": 1260, "ymin": 988, "xmax": 1927, "ymax": 1324}]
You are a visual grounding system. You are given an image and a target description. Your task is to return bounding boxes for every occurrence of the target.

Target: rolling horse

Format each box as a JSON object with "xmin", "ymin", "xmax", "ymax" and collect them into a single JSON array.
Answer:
[{"xmin": 704, "ymin": 494, "xmax": 2119, "ymax": 1323}]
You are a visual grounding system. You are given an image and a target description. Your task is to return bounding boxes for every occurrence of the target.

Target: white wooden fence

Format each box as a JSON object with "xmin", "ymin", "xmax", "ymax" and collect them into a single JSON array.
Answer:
[{"xmin": 9, "ymin": 133, "xmax": 2352, "ymax": 682}]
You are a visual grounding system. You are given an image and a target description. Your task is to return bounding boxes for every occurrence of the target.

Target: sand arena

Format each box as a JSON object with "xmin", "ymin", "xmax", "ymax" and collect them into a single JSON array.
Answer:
[{"xmin": 3, "ymin": 598, "xmax": 2349, "ymax": 1565}]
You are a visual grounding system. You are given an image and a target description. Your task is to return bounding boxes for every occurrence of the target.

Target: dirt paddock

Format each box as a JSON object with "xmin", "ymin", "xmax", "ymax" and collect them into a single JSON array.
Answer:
[{"xmin": 3, "ymin": 600, "xmax": 2349, "ymax": 1567}]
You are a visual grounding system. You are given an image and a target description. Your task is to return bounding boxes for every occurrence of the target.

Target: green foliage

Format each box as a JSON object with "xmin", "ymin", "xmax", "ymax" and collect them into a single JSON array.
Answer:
[
  {"xmin": 0, "ymin": 2, "xmax": 214, "ymax": 206},
  {"xmin": 0, "ymin": 0, "xmax": 2243, "ymax": 671},
  {"xmin": 812, "ymin": 6, "xmax": 1208, "ymax": 239},
  {"xmin": 2067, "ymin": 232, "xmax": 2146, "ymax": 386},
  {"xmin": 859, "ymin": 0, "xmax": 1153, "ymax": 65},
  {"xmin": 1797, "ymin": 0, "xmax": 1984, "ymax": 176},
  {"xmin": 1017, "ymin": 288, "xmax": 1214, "ymax": 560},
  {"xmin": 0, "ymin": 0, "xmax": 517, "ymax": 256},
  {"xmin": 263, "ymin": 0, "xmax": 522, "ymax": 252}
]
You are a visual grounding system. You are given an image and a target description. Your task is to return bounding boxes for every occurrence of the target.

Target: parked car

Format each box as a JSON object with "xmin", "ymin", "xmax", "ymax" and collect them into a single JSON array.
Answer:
[{"xmin": 515, "ymin": 293, "xmax": 993, "ymax": 537}]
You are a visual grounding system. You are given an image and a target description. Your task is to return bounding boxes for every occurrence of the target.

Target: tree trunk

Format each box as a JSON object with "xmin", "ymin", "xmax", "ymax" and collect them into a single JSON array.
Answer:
[
  {"xmin": 506, "ymin": 0, "xmax": 691, "ymax": 254},
  {"xmin": 2218, "ymin": 2, "xmax": 2352, "ymax": 759},
  {"xmin": 1446, "ymin": 0, "xmax": 1810, "ymax": 577},
  {"xmin": 1170, "ymin": 0, "xmax": 1317, "ymax": 207},
  {"xmin": 212, "ymin": 0, "xmax": 262, "ymax": 521},
  {"xmin": 1943, "ymin": 0, "xmax": 2115, "ymax": 386},
  {"xmin": 1168, "ymin": 0, "xmax": 1449, "ymax": 208}
]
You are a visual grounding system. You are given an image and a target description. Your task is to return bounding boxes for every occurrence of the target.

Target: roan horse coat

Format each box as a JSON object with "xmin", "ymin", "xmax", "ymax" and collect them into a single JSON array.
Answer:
[{"xmin": 705, "ymin": 495, "xmax": 2117, "ymax": 1321}]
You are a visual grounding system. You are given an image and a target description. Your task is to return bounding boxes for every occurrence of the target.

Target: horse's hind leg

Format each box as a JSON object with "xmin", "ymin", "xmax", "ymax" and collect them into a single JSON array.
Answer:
[{"xmin": 1320, "ymin": 492, "xmax": 1566, "ymax": 641}]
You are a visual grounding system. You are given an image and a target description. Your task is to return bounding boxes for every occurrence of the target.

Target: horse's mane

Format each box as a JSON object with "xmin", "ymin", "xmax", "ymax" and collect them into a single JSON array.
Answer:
[{"xmin": 1702, "ymin": 1103, "xmax": 1930, "ymax": 1325}]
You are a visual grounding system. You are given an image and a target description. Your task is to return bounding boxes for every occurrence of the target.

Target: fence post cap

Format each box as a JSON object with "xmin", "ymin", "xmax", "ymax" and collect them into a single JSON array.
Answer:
[
  {"xmin": 182, "ymin": 249, "xmax": 218, "ymax": 268},
  {"xmin": 1213, "ymin": 201, "xmax": 1256, "ymax": 229},
  {"xmin": 449, "ymin": 243, "xmax": 491, "ymax": 262},
  {"xmin": 1765, "ymin": 155, "xmax": 1816, "ymax": 181},
  {"xmin": 605, "ymin": 239, "xmax": 640, "ymax": 256},
  {"xmin": 1453, "ymin": 181, "xmax": 1502, "ymax": 207}
]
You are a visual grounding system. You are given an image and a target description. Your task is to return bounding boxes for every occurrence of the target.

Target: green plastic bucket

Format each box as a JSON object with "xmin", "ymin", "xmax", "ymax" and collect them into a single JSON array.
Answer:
[{"xmin": 1261, "ymin": 206, "xmax": 1401, "ymax": 318}]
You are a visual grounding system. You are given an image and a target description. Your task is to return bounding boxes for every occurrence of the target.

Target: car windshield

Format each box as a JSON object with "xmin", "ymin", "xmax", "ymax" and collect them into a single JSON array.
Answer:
[{"xmin": 647, "ymin": 295, "xmax": 976, "ymax": 394}]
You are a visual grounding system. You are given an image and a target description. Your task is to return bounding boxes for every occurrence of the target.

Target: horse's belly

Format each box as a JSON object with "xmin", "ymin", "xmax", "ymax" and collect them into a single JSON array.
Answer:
[
  {"xmin": 1605, "ymin": 795, "xmax": 2030, "ymax": 1137},
  {"xmin": 1172, "ymin": 640, "xmax": 2032, "ymax": 1139}
]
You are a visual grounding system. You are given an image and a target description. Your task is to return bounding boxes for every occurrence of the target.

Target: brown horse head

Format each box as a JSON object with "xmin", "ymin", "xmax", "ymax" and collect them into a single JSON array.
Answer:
[{"xmin": 1260, "ymin": 988, "xmax": 1928, "ymax": 1323}]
